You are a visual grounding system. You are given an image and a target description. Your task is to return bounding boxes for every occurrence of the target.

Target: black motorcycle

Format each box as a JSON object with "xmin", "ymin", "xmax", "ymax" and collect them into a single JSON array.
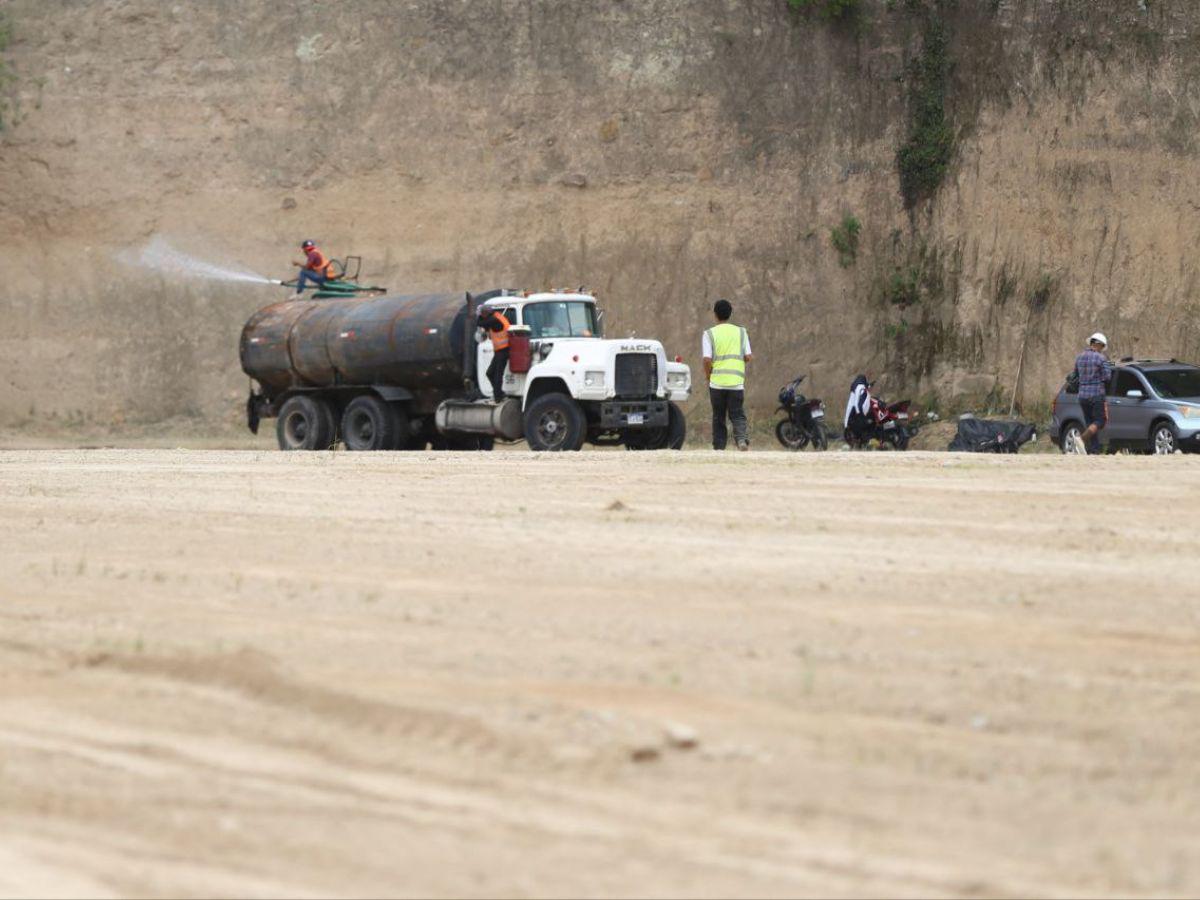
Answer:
[{"xmin": 774, "ymin": 375, "xmax": 829, "ymax": 451}]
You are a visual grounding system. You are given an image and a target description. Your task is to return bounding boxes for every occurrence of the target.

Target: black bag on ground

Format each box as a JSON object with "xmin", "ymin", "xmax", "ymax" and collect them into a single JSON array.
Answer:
[{"xmin": 947, "ymin": 415, "xmax": 1038, "ymax": 453}]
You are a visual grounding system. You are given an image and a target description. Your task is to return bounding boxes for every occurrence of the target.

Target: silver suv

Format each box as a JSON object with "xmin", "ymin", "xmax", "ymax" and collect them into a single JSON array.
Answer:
[{"xmin": 1051, "ymin": 359, "xmax": 1200, "ymax": 455}]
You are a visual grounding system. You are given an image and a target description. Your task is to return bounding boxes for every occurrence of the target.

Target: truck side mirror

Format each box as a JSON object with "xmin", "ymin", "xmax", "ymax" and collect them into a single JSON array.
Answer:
[
  {"xmin": 596, "ymin": 309, "xmax": 605, "ymax": 333},
  {"xmin": 1126, "ymin": 389, "xmax": 1144, "ymax": 399}
]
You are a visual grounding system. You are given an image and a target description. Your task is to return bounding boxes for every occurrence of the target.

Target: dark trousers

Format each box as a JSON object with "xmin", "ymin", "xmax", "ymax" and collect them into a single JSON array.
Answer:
[
  {"xmin": 486, "ymin": 348, "xmax": 510, "ymax": 398},
  {"xmin": 1079, "ymin": 395, "xmax": 1108, "ymax": 454},
  {"xmin": 846, "ymin": 412, "xmax": 871, "ymax": 444},
  {"xmin": 709, "ymin": 387, "xmax": 747, "ymax": 450}
]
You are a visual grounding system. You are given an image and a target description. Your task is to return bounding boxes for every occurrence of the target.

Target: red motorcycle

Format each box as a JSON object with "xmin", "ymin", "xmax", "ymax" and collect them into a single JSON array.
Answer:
[{"xmin": 845, "ymin": 396, "xmax": 917, "ymax": 450}]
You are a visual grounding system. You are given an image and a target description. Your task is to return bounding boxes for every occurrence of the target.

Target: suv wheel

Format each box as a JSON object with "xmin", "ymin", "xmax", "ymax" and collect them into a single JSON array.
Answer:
[
  {"xmin": 1151, "ymin": 422, "xmax": 1178, "ymax": 455},
  {"xmin": 1060, "ymin": 422, "xmax": 1085, "ymax": 454}
]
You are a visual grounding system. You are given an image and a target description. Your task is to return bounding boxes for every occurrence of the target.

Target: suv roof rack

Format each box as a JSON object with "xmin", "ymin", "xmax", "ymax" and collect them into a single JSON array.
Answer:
[{"xmin": 1120, "ymin": 357, "xmax": 1181, "ymax": 365}]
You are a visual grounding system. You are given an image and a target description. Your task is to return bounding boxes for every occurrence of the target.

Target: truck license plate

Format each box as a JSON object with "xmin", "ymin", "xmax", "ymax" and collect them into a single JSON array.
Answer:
[
  {"xmin": 627, "ymin": 413, "xmax": 645, "ymax": 425},
  {"xmin": 812, "ymin": 409, "xmax": 824, "ymax": 418}
]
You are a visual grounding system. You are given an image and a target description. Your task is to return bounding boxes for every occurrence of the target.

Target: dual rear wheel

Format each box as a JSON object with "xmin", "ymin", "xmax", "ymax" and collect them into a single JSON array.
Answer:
[
  {"xmin": 276, "ymin": 394, "xmax": 495, "ymax": 451},
  {"xmin": 276, "ymin": 395, "xmax": 337, "ymax": 451},
  {"xmin": 276, "ymin": 394, "xmax": 406, "ymax": 451},
  {"xmin": 340, "ymin": 395, "xmax": 406, "ymax": 452}
]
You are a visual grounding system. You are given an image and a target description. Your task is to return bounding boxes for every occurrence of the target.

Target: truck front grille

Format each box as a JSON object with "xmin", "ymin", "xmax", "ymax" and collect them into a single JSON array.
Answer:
[{"xmin": 614, "ymin": 353, "xmax": 657, "ymax": 398}]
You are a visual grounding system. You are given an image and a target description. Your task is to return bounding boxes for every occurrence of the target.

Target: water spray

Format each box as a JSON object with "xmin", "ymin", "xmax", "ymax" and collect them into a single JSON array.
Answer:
[
  {"xmin": 119, "ymin": 237, "xmax": 279, "ymax": 286},
  {"xmin": 118, "ymin": 237, "xmax": 386, "ymax": 297}
]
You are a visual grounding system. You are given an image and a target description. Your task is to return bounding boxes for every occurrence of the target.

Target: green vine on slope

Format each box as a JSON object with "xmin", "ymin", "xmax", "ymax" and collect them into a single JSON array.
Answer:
[
  {"xmin": 786, "ymin": 0, "xmax": 862, "ymax": 22},
  {"xmin": 896, "ymin": 13, "xmax": 955, "ymax": 208},
  {"xmin": 0, "ymin": 12, "xmax": 15, "ymax": 131},
  {"xmin": 830, "ymin": 215, "xmax": 862, "ymax": 267}
]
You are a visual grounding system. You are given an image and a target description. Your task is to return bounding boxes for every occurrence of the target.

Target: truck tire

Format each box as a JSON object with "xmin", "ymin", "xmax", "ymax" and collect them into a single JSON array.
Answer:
[
  {"xmin": 625, "ymin": 402, "xmax": 686, "ymax": 451},
  {"xmin": 524, "ymin": 393, "xmax": 586, "ymax": 452},
  {"xmin": 276, "ymin": 395, "xmax": 336, "ymax": 451},
  {"xmin": 341, "ymin": 395, "xmax": 405, "ymax": 451},
  {"xmin": 661, "ymin": 403, "xmax": 686, "ymax": 450}
]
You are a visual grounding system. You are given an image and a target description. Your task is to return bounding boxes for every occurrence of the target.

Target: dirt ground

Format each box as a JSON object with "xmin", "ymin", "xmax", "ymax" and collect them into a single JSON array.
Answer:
[{"xmin": 2, "ymin": 448, "xmax": 1198, "ymax": 898}]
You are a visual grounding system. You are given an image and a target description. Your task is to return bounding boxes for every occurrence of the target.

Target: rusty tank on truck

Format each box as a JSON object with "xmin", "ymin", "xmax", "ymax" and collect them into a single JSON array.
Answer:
[
  {"xmin": 239, "ymin": 287, "xmax": 692, "ymax": 453},
  {"xmin": 240, "ymin": 292, "xmax": 472, "ymax": 394}
]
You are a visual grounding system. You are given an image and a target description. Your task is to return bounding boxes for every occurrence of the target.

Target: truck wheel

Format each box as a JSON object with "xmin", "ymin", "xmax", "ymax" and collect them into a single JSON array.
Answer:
[
  {"xmin": 341, "ymin": 395, "xmax": 405, "ymax": 451},
  {"xmin": 524, "ymin": 393, "xmax": 586, "ymax": 452},
  {"xmin": 626, "ymin": 403, "xmax": 686, "ymax": 451},
  {"xmin": 663, "ymin": 403, "xmax": 686, "ymax": 449},
  {"xmin": 276, "ymin": 395, "xmax": 336, "ymax": 451}
]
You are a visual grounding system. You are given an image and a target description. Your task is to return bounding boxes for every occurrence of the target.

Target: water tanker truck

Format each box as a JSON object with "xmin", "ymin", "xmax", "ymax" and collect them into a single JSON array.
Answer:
[{"xmin": 240, "ymin": 289, "xmax": 692, "ymax": 451}]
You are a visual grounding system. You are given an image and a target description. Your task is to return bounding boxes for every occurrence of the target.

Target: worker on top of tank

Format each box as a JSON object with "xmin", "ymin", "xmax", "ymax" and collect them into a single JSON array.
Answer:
[
  {"xmin": 478, "ymin": 306, "xmax": 511, "ymax": 399},
  {"xmin": 289, "ymin": 239, "xmax": 336, "ymax": 298}
]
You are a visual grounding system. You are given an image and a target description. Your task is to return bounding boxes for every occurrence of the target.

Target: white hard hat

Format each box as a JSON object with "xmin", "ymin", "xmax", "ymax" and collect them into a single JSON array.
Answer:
[{"xmin": 1088, "ymin": 332, "xmax": 1108, "ymax": 347}]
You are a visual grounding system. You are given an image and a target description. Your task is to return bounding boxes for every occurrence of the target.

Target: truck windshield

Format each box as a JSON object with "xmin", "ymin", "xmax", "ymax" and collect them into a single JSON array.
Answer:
[
  {"xmin": 1143, "ymin": 367, "xmax": 1200, "ymax": 399},
  {"xmin": 524, "ymin": 302, "xmax": 599, "ymax": 338}
]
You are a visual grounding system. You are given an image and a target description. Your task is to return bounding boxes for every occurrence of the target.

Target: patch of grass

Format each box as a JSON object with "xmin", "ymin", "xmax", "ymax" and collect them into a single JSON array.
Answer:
[
  {"xmin": 830, "ymin": 215, "xmax": 861, "ymax": 268},
  {"xmin": 882, "ymin": 266, "xmax": 922, "ymax": 308},
  {"xmin": 994, "ymin": 262, "xmax": 1018, "ymax": 307},
  {"xmin": 0, "ymin": 11, "xmax": 15, "ymax": 131},
  {"xmin": 896, "ymin": 14, "xmax": 955, "ymax": 208},
  {"xmin": 1029, "ymin": 272, "xmax": 1057, "ymax": 311},
  {"xmin": 787, "ymin": 0, "xmax": 862, "ymax": 21}
]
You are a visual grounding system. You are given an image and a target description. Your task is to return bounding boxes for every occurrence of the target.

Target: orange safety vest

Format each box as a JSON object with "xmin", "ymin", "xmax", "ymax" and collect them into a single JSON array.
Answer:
[
  {"xmin": 305, "ymin": 248, "xmax": 336, "ymax": 279},
  {"xmin": 488, "ymin": 312, "xmax": 511, "ymax": 350}
]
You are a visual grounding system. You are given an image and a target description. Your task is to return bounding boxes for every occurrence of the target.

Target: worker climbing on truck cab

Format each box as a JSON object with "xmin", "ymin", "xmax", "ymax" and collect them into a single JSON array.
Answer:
[
  {"xmin": 479, "ymin": 306, "xmax": 511, "ymax": 398},
  {"xmin": 290, "ymin": 239, "xmax": 336, "ymax": 298}
]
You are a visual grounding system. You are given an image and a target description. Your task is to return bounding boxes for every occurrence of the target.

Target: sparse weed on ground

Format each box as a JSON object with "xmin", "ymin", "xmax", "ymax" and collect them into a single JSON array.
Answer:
[{"xmin": 830, "ymin": 215, "xmax": 861, "ymax": 268}]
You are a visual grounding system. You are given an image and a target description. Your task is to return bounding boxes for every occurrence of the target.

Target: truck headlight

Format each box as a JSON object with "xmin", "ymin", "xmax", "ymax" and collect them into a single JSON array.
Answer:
[
  {"xmin": 666, "ymin": 372, "xmax": 688, "ymax": 388},
  {"xmin": 584, "ymin": 370, "xmax": 606, "ymax": 387}
]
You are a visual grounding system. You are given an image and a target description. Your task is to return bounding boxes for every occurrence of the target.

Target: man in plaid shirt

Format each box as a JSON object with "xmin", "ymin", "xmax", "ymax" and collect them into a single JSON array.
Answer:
[{"xmin": 1073, "ymin": 332, "xmax": 1113, "ymax": 454}]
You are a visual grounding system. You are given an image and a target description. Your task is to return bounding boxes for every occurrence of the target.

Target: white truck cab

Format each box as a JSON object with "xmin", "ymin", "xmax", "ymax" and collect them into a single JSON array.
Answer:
[{"xmin": 473, "ymin": 291, "xmax": 690, "ymax": 450}]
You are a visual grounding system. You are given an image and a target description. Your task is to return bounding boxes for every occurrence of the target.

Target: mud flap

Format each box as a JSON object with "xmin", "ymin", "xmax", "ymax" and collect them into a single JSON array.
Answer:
[{"xmin": 246, "ymin": 392, "xmax": 261, "ymax": 435}]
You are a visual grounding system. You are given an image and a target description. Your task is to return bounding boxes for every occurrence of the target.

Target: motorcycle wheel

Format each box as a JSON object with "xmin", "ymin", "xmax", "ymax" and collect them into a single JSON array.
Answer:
[
  {"xmin": 810, "ymin": 424, "xmax": 829, "ymax": 451},
  {"xmin": 775, "ymin": 419, "xmax": 809, "ymax": 451},
  {"xmin": 885, "ymin": 426, "xmax": 910, "ymax": 451}
]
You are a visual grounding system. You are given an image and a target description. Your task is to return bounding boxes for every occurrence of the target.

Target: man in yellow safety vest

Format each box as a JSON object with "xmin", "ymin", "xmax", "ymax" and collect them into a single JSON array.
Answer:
[{"xmin": 702, "ymin": 298, "xmax": 752, "ymax": 451}]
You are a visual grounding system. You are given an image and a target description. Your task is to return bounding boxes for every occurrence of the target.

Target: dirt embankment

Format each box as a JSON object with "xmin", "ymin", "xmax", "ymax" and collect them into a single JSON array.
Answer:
[
  {"xmin": 2, "ymin": 1, "xmax": 1199, "ymax": 434},
  {"xmin": 2, "ymin": 449, "xmax": 1199, "ymax": 896}
]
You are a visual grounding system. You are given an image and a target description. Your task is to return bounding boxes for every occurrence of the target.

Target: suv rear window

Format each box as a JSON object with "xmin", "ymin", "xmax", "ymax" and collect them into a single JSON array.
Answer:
[{"xmin": 1142, "ymin": 368, "xmax": 1200, "ymax": 399}]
